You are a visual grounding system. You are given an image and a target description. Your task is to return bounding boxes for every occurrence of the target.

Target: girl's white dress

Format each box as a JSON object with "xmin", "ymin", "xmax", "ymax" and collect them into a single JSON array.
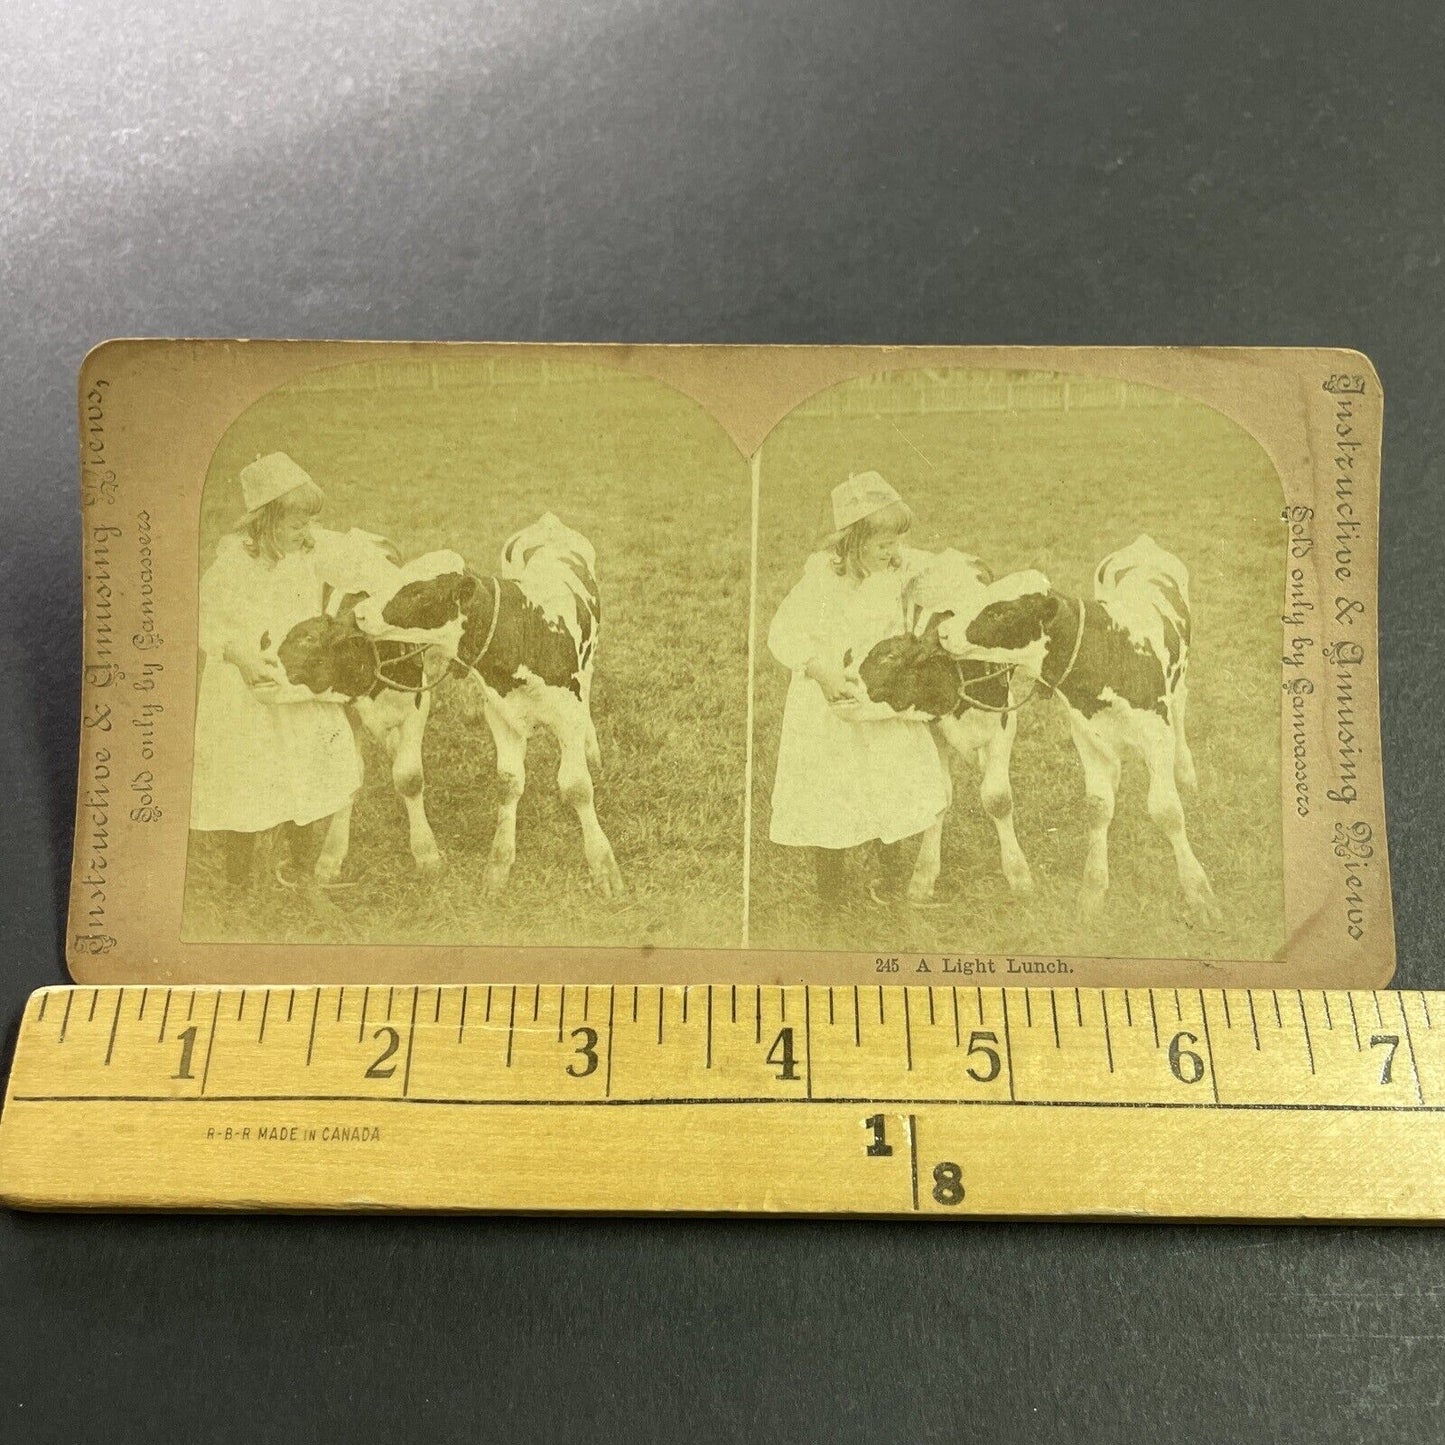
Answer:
[
  {"xmin": 767, "ymin": 549, "xmax": 950, "ymax": 849},
  {"xmin": 190, "ymin": 532, "xmax": 366, "ymax": 833}
]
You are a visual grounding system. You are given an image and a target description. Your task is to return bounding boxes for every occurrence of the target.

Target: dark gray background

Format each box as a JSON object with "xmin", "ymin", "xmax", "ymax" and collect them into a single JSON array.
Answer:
[{"xmin": 3, "ymin": 2, "xmax": 1443, "ymax": 1440}]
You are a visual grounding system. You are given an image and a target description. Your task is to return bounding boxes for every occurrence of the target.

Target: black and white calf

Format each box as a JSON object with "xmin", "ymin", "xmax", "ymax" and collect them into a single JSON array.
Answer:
[
  {"xmin": 850, "ymin": 550, "xmax": 1034, "ymax": 902},
  {"xmin": 280, "ymin": 513, "xmax": 622, "ymax": 897},
  {"xmin": 938, "ymin": 534, "xmax": 1216, "ymax": 922}
]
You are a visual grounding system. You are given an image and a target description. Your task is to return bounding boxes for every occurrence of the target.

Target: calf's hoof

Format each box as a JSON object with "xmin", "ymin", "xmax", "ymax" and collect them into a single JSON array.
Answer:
[
  {"xmin": 1005, "ymin": 865, "xmax": 1036, "ymax": 897},
  {"xmin": 1185, "ymin": 882, "xmax": 1222, "ymax": 927},
  {"xmin": 1078, "ymin": 884, "xmax": 1107, "ymax": 920},
  {"xmin": 413, "ymin": 850, "xmax": 445, "ymax": 878},
  {"xmin": 590, "ymin": 852, "xmax": 625, "ymax": 900},
  {"xmin": 313, "ymin": 861, "xmax": 343, "ymax": 887},
  {"xmin": 905, "ymin": 879, "xmax": 938, "ymax": 905}
]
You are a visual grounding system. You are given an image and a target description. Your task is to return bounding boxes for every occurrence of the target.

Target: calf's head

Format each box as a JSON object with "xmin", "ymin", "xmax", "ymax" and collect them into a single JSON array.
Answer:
[
  {"xmin": 277, "ymin": 611, "xmax": 376, "ymax": 698},
  {"xmin": 858, "ymin": 626, "xmax": 962, "ymax": 718},
  {"xmin": 940, "ymin": 570, "xmax": 1061, "ymax": 663},
  {"xmin": 356, "ymin": 570, "xmax": 477, "ymax": 634}
]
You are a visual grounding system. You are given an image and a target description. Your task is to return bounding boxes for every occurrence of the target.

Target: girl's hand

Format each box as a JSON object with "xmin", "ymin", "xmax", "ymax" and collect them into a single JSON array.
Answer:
[
  {"xmin": 806, "ymin": 658, "xmax": 861, "ymax": 704},
  {"xmin": 226, "ymin": 645, "xmax": 281, "ymax": 690}
]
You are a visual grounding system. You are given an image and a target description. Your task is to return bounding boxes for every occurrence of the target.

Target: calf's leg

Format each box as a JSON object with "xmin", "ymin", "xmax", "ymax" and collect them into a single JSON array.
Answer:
[
  {"xmin": 555, "ymin": 705, "xmax": 623, "ymax": 898},
  {"xmin": 390, "ymin": 695, "xmax": 442, "ymax": 874},
  {"xmin": 482, "ymin": 706, "xmax": 528, "ymax": 895},
  {"xmin": 354, "ymin": 693, "xmax": 442, "ymax": 875},
  {"xmin": 975, "ymin": 715, "xmax": 1033, "ymax": 895},
  {"xmin": 1171, "ymin": 678, "xmax": 1199, "ymax": 792},
  {"xmin": 1141, "ymin": 723, "xmax": 1218, "ymax": 924},
  {"xmin": 934, "ymin": 713, "xmax": 1033, "ymax": 897},
  {"xmin": 1069, "ymin": 714, "xmax": 1120, "ymax": 917},
  {"xmin": 906, "ymin": 817, "xmax": 944, "ymax": 902}
]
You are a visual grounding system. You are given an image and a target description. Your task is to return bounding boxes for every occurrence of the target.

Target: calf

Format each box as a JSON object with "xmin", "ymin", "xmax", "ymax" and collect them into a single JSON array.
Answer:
[
  {"xmin": 283, "ymin": 514, "xmax": 622, "ymax": 898},
  {"xmin": 850, "ymin": 550, "xmax": 1034, "ymax": 902},
  {"xmin": 938, "ymin": 534, "xmax": 1216, "ymax": 923}
]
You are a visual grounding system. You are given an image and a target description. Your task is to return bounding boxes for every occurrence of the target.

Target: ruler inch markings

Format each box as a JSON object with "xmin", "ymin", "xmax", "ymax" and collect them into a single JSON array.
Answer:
[
  {"xmin": 804, "ymin": 986, "xmax": 813, "ymax": 1098},
  {"xmin": 307, "ymin": 990, "xmax": 320, "ymax": 1066},
  {"xmin": 1001, "ymin": 991, "xmax": 1016, "ymax": 1102},
  {"xmin": 605, "ymin": 986, "xmax": 616, "ymax": 1098},
  {"xmin": 198, "ymin": 992, "xmax": 223, "ymax": 1096},
  {"xmin": 1197, "ymin": 989, "xmax": 1221, "ymax": 1106},
  {"xmin": 1298, "ymin": 991, "xmax": 1316, "ymax": 1075},
  {"xmin": 1398, "ymin": 992, "xmax": 1426, "ymax": 1106},
  {"xmin": 104, "ymin": 989, "xmax": 124, "ymax": 1066},
  {"xmin": 908, "ymin": 1114, "xmax": 920, "ymax": 1212},
  {"xmin": 1101, "ymin": 990, "xmax": 1114, "ymax": 1074},
  {"xmin": 401, "ymin": 987, "xmax": 420, "ymax": 1098}
]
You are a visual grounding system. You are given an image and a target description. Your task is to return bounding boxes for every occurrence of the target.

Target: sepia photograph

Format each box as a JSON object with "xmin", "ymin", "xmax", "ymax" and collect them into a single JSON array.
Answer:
[
  {"xmin": 68, "ymin": 341, "xmax": 1389, "ymax": 986},
  {"xmin": 747, "ymin": 367, "xmax": 1288, "ymax": 962},
  {"xmin": 181, "ymin": 355, "xmax": 751, "ymax": 949}
]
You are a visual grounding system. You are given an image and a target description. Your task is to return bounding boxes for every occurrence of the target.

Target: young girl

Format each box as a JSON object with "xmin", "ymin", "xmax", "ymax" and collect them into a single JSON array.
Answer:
[
  {"xmin": 767, "ymin": 471, "xmax": 951, "ymax": 912},
  {"xmin": 190, "ymin": 452, "xmax": 366, "ymax": 887}
]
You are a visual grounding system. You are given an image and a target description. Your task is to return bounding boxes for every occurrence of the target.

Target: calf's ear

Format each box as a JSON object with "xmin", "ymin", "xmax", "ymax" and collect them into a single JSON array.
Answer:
[{"xmin": 920, "ymin": 617, "xmax": 949, "ymax": 654}]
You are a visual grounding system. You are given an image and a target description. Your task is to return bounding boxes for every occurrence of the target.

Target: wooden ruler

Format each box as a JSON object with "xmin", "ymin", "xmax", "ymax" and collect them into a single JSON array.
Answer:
[{"xmin": 2, "ymin": 984, "xmax": 1442, "ymax": 1220}]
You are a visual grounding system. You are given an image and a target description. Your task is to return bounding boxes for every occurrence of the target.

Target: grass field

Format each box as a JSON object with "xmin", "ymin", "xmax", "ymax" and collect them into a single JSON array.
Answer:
[
  {"xmin": 183, "ymin": 360, "xmax": 751, "ymax": 949},
  {"xmin": 184, "ymin": 360, "xmax": 1288, "ymax": 963},
  {"xmin": 748, "ymin": 375, "xmax": 1287, "ymax": 962}
]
